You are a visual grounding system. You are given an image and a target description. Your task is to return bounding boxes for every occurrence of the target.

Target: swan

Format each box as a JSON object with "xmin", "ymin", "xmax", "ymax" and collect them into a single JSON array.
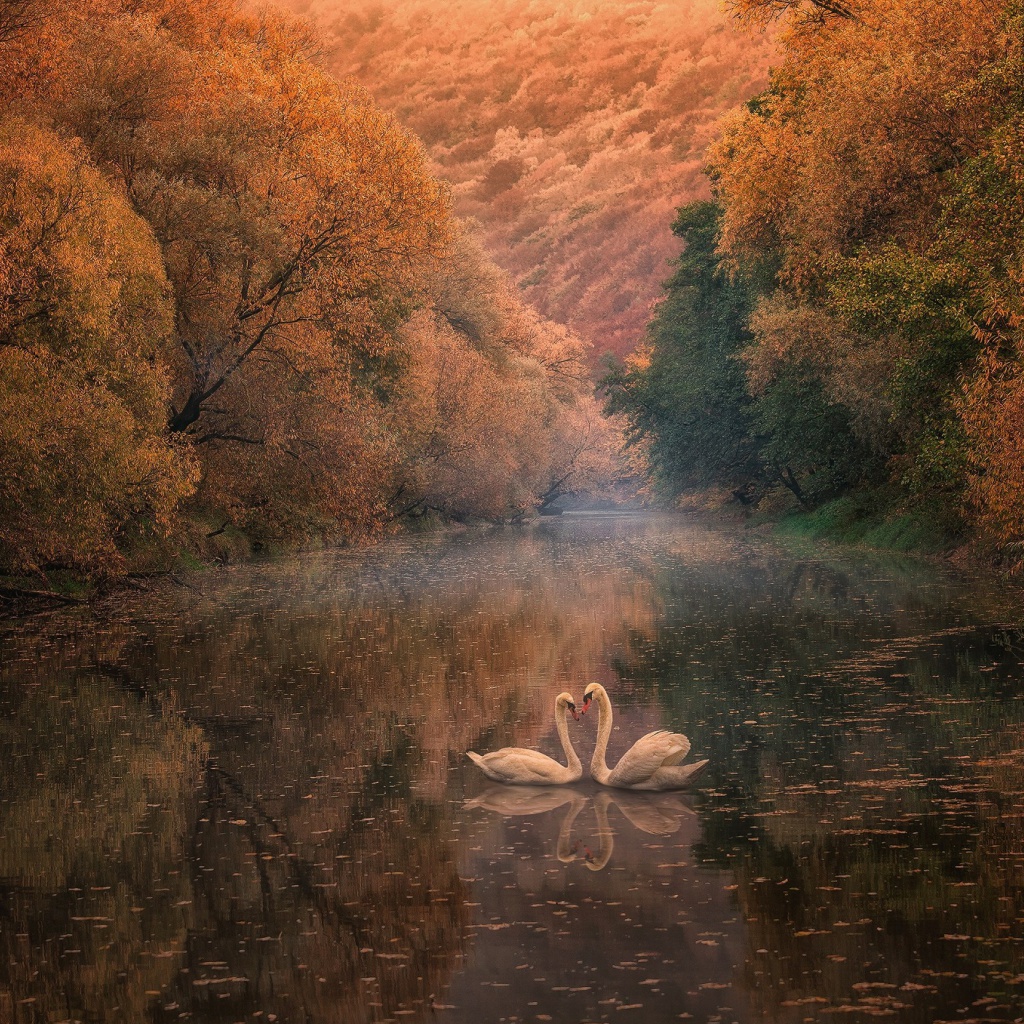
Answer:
[
  {"xmin": 582, "ymin": 682, "xmax": 709, "ymax": 791},
  {"xmin": 466, "ymin": 692, "xmax": 583, "ymax": 785}
]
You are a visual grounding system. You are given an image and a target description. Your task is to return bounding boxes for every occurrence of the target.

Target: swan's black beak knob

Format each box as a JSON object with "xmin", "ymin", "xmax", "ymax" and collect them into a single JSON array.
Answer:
[{"xmin": 568, "ymin": 702, "xmax": 580, "ymax": 721}]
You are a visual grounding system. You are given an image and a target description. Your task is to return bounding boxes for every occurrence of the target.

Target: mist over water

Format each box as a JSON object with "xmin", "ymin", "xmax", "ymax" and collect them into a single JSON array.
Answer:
[{"xmin": 2, "ymin": 515, "xmax": 1024, "ymax": 1023}]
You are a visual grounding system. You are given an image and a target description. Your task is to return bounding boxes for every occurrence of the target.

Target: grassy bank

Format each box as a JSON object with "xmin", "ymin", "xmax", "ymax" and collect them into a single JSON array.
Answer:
[{"xmin": 767, "ymin": 492, "xmax": 966, "ymax": 557}]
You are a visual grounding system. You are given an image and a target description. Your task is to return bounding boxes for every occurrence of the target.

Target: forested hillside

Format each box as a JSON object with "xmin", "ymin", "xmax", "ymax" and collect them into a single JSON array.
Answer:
[
  {"xmin": 281, "ymin": 0, "xmax": 775, "ymax": 360},
  {"xmin": 610, "ymin": 0, "xmax": 1024, "ymax": 554},
  {"xmin": 0, "ymin": 0, "xmax": 617, "ymax": 586}
]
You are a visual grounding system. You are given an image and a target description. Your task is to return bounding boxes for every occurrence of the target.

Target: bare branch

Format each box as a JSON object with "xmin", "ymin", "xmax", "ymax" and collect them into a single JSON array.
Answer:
[{"xmin": 726, "ymin": 0, "xmax": 860, "ymax": 25}]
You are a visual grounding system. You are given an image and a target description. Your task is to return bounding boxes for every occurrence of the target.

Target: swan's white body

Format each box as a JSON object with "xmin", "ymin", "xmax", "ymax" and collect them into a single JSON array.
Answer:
[
  {"xmin": 583, "ymin": 683, "xmax": 709, "ymax": 791},
  {"xmin": 466, "ymin": 692, "xmax": 582, "ymax": 785}
]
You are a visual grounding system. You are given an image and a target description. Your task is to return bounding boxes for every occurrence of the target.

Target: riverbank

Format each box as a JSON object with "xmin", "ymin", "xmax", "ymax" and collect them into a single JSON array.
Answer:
[
  {"xmin": 0, "ymin": 492, "xmax": 1003, "ymax": 621},
  {"xmin": 676, "ymin": 484, "xmax": 997, "ymax": 567},
  {"xmin": 0, "ymin": 509, "xmax": 519, "ymax": 619},
  {"xmin": 769, "ymin": 494, "xmax": 965, "ymax": 558}
]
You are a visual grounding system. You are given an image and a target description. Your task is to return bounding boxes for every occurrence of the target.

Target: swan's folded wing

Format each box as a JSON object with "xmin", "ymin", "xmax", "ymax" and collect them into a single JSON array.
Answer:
[
  {"xmin": 607, "ymin": 731, "xmax": 690, "ymax": 787},
  {"xmin": 475, "ymin": 747, "xmax": 565, "ymax": 784},
  {"xmin": 658, "ymin": 732, "xmax": 691, "ymax": 766}
]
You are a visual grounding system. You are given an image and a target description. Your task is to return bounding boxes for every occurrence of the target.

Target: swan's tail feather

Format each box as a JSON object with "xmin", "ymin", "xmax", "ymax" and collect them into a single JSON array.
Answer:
[
  {"xmin": 680, "ymin": 758, "xmax": 709, "ymax": 783},
  {"xmin": 466, "ymin": 751, "xmax": 486, "ymax": 767},
  {"xmin": 649, "ymin": 758, "xmax": 710, "ymax": 790}
]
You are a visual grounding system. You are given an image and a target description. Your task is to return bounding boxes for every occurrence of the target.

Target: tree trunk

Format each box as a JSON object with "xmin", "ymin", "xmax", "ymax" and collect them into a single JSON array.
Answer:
[
  {"xmin": 777, "ymin": 465, "xmax": 810, "ymax": 508},
  {"xmin": 168, "ymin": 390, "xmax": 207, "ymax": 433}
]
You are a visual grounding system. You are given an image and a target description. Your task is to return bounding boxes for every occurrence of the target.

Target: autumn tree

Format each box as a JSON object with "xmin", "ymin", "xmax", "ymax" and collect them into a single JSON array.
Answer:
[
  {"xmin": 0, "ymin": 118, "xmax": 194, "ymax": 574},
  {"xmin": 703, "ymin": 0, "xmax": 1020, "ymax": 537},
  {"xmin": 0, "ymin": 0, "xmax": 629, "ymax": 579},
  {"xmin": 946, "ymin": 1, "xmax": 1024, "ymax": 546},
  {"xmin": 44, "ymin": 1, "xmax": 451, "ymax": 541},
  {"xmin": 388, "ymin": 226, "xmax": 622, "ymax": 521},
  {"xmin": 725, "ymin": 0, "xmax": 859, "ymax": 25}
]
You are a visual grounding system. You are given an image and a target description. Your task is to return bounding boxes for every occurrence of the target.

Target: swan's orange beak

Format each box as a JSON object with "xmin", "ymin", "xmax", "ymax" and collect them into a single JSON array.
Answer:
[
  {"xmin": 568, "ymin": 703, "xmax": 580, "ymax": 721},
  {"xmin": 581, "ymin": 694, "xmax": 593, "ymax": 715}
]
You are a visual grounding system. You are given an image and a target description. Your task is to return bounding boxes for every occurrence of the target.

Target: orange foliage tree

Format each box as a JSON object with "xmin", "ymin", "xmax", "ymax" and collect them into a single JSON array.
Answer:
[
  {"xmin": 0, "ymin": 0, "xmax": 627, "ymax": 578},
  {"xmin": 0, "ymin": 118, "xmax": 195, "ymax": 574},
  {"xmin": 710, "ymin": 0, "xmax": 1002, "ymax": 295},
  {"xmin": 48, "ymin": 3, "xmax": 451, "ymax": 541},
  {"xmin": 388, "ymin": 227, "xmax": 623, "ymax": 521},
  {"xmin": 725, "ymin": 0, "xmax": 859, "ymax": 24},
  {"xmin": 281, "ymin": 0, "xmax": 775, "ymax": 362},
  {"xmin": 946, "ymin": 1, "xmax": 1024, "ymax": 546}
]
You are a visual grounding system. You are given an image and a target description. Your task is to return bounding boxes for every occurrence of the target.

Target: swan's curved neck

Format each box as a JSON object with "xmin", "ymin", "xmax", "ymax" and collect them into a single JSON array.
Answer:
[
  {"xmin": 590, "ymin": 688, "xmax": 613, "ymax": 784},
  {"xmin": 555, "ymin": 703, "xmax": 581, "ymax": 775}
]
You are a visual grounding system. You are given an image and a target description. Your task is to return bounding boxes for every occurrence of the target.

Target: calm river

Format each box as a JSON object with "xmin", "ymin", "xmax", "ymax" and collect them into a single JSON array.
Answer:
[{"xmin": 2, "ymin": 514, "xmax": 1024, "ymax": 1024}]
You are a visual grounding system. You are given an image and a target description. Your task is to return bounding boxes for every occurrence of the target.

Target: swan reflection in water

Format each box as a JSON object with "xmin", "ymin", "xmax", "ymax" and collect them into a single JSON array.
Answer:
[{"xmin": 465, "ymin": 785, "xmax": 696, "ymax": 871}]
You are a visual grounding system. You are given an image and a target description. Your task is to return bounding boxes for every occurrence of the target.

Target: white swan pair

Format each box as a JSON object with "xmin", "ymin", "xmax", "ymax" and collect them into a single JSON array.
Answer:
[{"xmin": 466, "ymin": 683, "xmax": 709, "ymax": 791}]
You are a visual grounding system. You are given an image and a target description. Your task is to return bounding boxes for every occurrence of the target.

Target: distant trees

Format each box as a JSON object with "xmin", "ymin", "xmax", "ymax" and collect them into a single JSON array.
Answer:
[
  {"xmin": 389, "ymin": 227, "xmax": 620, "ymax": 521},
  {"xmin": 0, "ymin": 0, "xmax": 619, "ymax": 580},
  {"xmin": 286, "ymin": 0, "xmax": 776, "ymax": 363}
]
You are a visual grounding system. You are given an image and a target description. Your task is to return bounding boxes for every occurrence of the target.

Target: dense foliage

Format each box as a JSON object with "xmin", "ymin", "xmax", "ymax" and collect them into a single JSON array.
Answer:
[
  {"xmin": 0, "ymin": 0, "xmax": 618, "ymax": 581},
  {"xmin": 605, "ymin": 204, "xmax": 759, "ymax": 497},
  {"xmin": 613, "ymin": 0, "xmax": 1024, "ymax": 552}
]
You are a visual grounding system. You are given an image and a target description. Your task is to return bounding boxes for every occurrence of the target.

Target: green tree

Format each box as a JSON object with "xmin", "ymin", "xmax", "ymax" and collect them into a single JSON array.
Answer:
[
  {"xmin": 605, "ymin": 202, "xmax": 761, "ymax": 499},
  {"xmin": 750, "ymin": 362, "xmax": 881, "ymax": 507}
]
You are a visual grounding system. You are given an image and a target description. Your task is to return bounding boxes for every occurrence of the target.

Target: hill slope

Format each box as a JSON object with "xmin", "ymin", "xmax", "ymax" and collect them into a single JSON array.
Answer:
[{"xmin": 284, "ymin": 0, "xmax": 775, "ymax": 359}]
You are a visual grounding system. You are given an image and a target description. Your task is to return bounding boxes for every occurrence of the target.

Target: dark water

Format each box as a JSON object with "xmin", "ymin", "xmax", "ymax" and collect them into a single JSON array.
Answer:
[{"xmin": 3, "ymin": 515, "xmax": 1024, "ymax": 1024}]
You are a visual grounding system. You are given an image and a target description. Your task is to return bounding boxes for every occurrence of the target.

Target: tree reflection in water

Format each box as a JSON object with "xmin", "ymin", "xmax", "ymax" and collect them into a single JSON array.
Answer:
[{"xmin": 2, "ymin": 517, "xmax": 1024, "ymax": 1022}]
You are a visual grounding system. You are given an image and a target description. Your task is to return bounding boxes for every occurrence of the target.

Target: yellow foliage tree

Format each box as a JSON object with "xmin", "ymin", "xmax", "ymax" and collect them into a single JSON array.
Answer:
[
  {"xmin": 0, "ymin": 118, "xmax": 195, "ymax": 574},
  {"xmin": 959, "ymin": 359, "xmax": 1024, "ymax": 549},
  {"xmin": 708, "ymin": 0, "xmax": 1018, "ymax": 538},
  {"xmin": 35, "ymin": 1, "xmax": 453, "ymax": 541},
  {"xmin": 0, "ymin": 0, "xmax": 627, "ymax": 575},
  {"xmin": 710, "ymin": 0, "xmax": 1002, "ymax": 293}
]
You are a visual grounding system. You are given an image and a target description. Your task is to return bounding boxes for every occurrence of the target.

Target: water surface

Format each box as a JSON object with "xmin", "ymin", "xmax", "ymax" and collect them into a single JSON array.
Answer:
[{"xmin": 2, "ymin": 515, "xmax": 1024, "ymax": 1023}]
